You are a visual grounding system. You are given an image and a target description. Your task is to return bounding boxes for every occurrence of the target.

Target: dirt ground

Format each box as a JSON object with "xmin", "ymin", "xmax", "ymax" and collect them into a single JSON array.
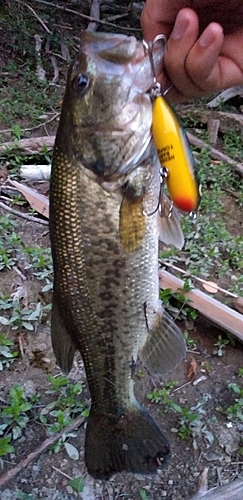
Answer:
[
  {"xmin": 0, "ymin": 1, "xmax": 243, "ymax": 499},
  {"xmin": 0, "ymin": 239, "xmax": 243, "ymax": 500}
]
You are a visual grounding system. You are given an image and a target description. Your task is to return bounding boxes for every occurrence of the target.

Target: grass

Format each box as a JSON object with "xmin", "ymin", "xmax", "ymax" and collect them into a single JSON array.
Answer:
[
  {"xmin": 147, "ymin": 382, "xmax": 214, "ymax": 443},
  {"xmin": 0, "ymin": 375, "xmax": 89, "ymax": 459},
  {"xmin": 160, "ymin": 145, "xmax": 243, "ymax": 295},
  {"xmin": 0, "ymin": 5, "xmax": 243, "ymax": 491}
]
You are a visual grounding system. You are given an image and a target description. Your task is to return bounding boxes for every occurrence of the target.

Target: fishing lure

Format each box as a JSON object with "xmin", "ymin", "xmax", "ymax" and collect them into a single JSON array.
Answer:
[
  {"xmin": 144, "ymin": 35, "xmax": 201, "ymax": 215},
  {"xmin": 152, "ymin": 94, "xmax": 200, "ymax": 213}
]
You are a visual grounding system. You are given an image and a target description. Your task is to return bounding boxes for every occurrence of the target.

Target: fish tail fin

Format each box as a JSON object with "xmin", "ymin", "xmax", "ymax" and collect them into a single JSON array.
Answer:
[{"xmin": 85, "ymin": 403, "xmax": 170, "ymax": 480}]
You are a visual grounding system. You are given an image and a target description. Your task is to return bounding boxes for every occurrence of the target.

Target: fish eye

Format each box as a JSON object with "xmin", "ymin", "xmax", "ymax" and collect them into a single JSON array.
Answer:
[{"xmin": 72, "ymin": 73, "xmax": 90, "ymax": 94}]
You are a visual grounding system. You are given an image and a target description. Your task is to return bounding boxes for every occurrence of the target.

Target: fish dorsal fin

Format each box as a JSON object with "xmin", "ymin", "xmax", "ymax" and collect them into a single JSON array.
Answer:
[{"xmin": 140, "ymin": 303, "xmax": 186, "ymax": 376}]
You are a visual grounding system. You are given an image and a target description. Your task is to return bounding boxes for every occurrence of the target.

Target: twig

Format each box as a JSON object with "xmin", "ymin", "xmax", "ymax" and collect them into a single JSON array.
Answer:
[
  {"xmin": 190, "ymin": 479, "xmax": 243, "ymax": 499},
  {"xmin": 15, "ymin": 0, "xmax": 51, "ymax": 34},
  {"xmin": 207, "ymin": 86, "xmax": 243, "ymax": 108},
  {"xmin": 34, "ymin": 34, "xmax": 47, "ymax": 83},
  {"xmin": 52, "ymin": 465, "xmax": 72, "ymax": 480},
  {"xmin": 12, "ymin": 265, "xmax": 27, "ymax": 281},
  {"xmin": 159, "ymin": 260, "xmax": 238, "ymax": 298},
  {"xmin": 187, "ymin": 132, "xmax": 243, "ymax": 176},
  {"xmin": 0, "ymin": 113, "xmax": 60, "ymax": 135},
  {"xmin": 87, "ymin": 0, "xmax": 100, "ymax": 32},
  {"xmin": 0, "ymin": 135, "xmax": 55, "ymax": 154},
  {"xmin": 27, "ymin": 0, "xmax": 139, "ymax": 31},
  {"xmin": 0, "ymin": 416, "xmax": 84, "ymax": 488},
  {"xmin": 0, "ymin": 201, "xmax": 48, "ymax": 225}
]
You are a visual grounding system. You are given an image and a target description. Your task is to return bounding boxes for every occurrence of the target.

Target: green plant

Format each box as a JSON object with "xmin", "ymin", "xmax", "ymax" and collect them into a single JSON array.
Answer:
[
  {"xmin": 213, "ymin": 334, "xmax": 235, "ymax": 357},
  {"xmin": 159, "ymin": 280, "xmax": 198, "ymax": 321},
  {"xmin": 0, "ymin": 299, "xmax": 49, "ymax": 331},
  {"xmin": 176, "ymin": 405, "xmax": 200, "ymax": 439},
  {"xmin": 0, "ymin": 385, "xmax": 39, "ymax": 445},
  {"xmin": 39, "ymin": 375, "xmax": 89, "ymax": 454},
  {"xmin": 147, "ymin": 384, "xmax": 213, "ymax": 443},
  {"xmin": 0, "ymin": 436, "xmax": 14, "ymax": 457},
  {"xmin": 0, "ymin": 334, "xmax": 18, "ymax": 369},
  {"xmin": 147, "ymin": 381, "xmax": 180, "ymax": 415},
  {"xmin": 184, "ymin": 330, "xmax": 197, "ymax": 349},
  {"xmin": 69, "ymin": 477, "xmax": 84, "ymax": 493},
  {"xmin": 40, "ymin": 375, "xmax": 89, "ymax": 431},
  {"xmin": 23, "ymin": 246, "xmax": 53, "ymax": 292},
  {"xmin": 226, "ymin": 383, "xmax": 243, "ymax": 421},
  {"xmin": 16, "ymin": 493, "xmax": 36, "ymax": 500},
  {"xmin": 11, "ymin": 124, "xmax": 22, "ymax": 141},
  {"xmin": 140, "ymin": 490, "xmax": 149, "ymax": 500}
]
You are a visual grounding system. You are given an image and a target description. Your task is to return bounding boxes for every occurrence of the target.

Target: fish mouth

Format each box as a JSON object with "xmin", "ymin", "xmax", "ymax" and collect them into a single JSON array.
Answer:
[{"xmin": 80, "ymin": 31, "xmax": 163, "ymax": 94}]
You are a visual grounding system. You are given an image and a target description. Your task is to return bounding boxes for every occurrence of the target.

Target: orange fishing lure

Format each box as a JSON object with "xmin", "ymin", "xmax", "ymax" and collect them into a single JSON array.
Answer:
[
  {"xmin": 152, "ymin": 95, "xmax": 200, "ymax": 212},
  {"xmin": 152, "ymin": 95, "xmax": 200, "ymax": 213}
]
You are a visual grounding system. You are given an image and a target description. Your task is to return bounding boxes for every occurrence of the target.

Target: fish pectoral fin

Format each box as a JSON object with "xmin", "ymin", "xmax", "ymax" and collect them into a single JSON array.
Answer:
[
  {"xmin": 140, "ymin": 305, "xmax": 186, "ymax": 376},
  {"xmin": 159, "ymin": 196, "xmax": 184, "ymax": 250},
  {"xmin": 119, "ymin": 195, "xmax": 145, "ymax": 253},
  {"xmin": 51, "ymin": 293, "xmax": 76, "ymax": 374}
]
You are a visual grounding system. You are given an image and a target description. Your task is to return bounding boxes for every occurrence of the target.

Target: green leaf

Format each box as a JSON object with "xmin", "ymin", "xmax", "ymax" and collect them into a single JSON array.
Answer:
[
  {"xmin": 0, "ymin": 436, "xmax": 14, "ymax": 456},
  {"xmin": 0, "ymin": 316, "xmax": 10, "ymax": 325},
  {"xmin": 139, "ymin": 490, "xmax": 148, "ymax": 500},
  {"xmin": 69, "ymin": 477, "xmax": 84, "ymax": 493}
]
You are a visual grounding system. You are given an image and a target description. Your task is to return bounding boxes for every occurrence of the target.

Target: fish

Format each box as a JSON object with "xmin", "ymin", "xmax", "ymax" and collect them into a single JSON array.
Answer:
[{"xmin": 49, "ymin": 31, "xmax": 186, "ymax": 480}]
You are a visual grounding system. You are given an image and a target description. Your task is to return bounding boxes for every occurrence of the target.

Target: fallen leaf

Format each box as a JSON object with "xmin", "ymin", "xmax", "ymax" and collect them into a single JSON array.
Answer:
[
  {"xmin": 187, "ymin": 357, "xmax": 197, "ymax": 382},
  {"xmin": 8, "ymin": 179, "xmax": 49, "ymax": 218},
  {"xmin": 64, "ymin": 442, "xmax": 79, "ymax": 460},
  {"xmin": 202, "ymin": 281, "xmax": 218, "ymax": 294}
]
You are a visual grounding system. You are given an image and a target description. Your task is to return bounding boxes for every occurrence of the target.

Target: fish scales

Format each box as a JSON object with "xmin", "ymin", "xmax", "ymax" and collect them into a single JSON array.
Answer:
[{"xmin": 50, "ymin": 31, "xmax": 186, "ymax": 480}]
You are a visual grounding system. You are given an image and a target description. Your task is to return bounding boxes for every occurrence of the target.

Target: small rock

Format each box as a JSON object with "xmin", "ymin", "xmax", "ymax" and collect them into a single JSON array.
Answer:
[
  {"xmin": 203, "ymin": 451, "xmax": 223, "ymax": 462},
  {"xmin": 22, "ymin": 380, "xmax": 36, "ymax": 399}
]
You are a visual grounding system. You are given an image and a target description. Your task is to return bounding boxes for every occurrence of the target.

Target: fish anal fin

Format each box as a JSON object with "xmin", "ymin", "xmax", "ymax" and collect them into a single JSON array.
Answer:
[
  {"xmin": 51, "ymin": 293, "xmax": 76, "ymax": 374},
  {"xmin": 85, "ymin": 403, "xmax": 170, "ymax": 480},
  {"xmin": 140, "ymin": 306, "xmax": 186, "ymax": 376}
]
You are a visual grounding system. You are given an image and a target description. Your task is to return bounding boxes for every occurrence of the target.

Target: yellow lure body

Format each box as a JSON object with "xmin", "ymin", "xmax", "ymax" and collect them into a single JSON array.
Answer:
[{"xmin": 152, "ymin": 95, "xmax": 200, "ymax": 212}]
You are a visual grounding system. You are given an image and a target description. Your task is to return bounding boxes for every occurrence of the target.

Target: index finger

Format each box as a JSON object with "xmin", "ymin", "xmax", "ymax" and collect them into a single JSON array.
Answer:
[{"xmin": 141, "ymin": 0, "xmax": 190, "ymax": 40}]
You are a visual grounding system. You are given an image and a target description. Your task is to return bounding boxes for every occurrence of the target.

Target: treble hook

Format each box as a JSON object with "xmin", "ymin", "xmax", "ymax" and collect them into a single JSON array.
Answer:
[
  {"xmin": 142, "ymin": 35, "xmax": 174, "ymax": 219},
  {"xmin": 143, "ymin": 166, "xmax": 173, "ymax": 218}
]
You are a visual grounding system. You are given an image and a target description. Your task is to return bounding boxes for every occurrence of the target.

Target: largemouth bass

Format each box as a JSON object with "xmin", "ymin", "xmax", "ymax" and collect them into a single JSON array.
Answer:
[{"xmin": 49, "ymin": 31, "xmax": 186, "ymax": 480}]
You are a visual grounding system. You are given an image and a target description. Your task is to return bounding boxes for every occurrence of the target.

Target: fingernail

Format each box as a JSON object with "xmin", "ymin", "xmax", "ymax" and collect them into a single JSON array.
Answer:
[
  {"xmin": 198, "ymin": 28, "xmax": 216, "ymax": 48},
  {"xmin": 171, "ymin": 13, "xmax": 189, "ymax": 40}
]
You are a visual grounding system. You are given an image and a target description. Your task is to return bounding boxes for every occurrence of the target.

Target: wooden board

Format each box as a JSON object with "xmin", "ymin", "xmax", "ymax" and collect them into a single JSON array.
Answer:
[
  {"xmin": 190, "ymin": 479, "xmax": 243, "ymax": 499},
  {"xmin": 159, "ymin": 270, "xmax": 243, "ymax": 342}
]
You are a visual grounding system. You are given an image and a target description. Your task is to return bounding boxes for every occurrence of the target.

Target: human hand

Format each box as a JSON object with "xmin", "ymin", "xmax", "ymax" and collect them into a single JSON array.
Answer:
[{"xmin": 141, "ymin": 0, "xmax": 243, "ymax": 102}]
